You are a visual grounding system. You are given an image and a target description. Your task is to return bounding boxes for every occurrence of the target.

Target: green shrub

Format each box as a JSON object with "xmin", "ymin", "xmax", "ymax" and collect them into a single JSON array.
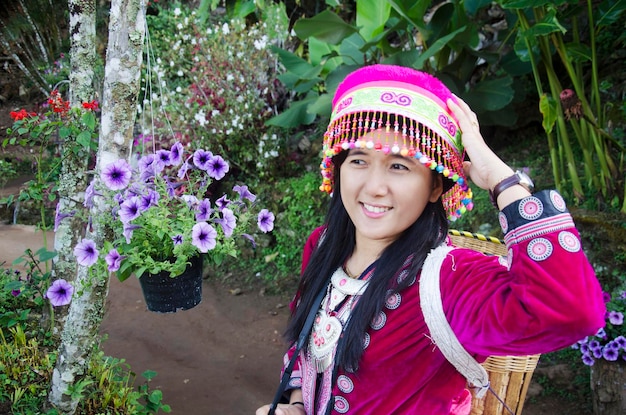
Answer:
[{"xmin": 251, "ymin": 171, "xmax": 327, "ymax": 290}]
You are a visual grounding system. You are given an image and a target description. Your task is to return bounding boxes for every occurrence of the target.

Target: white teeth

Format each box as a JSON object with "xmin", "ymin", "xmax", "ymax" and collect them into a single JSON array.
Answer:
[{"xmin": 363, "ymin": 203, "xmax": 389, "ymax": 213}]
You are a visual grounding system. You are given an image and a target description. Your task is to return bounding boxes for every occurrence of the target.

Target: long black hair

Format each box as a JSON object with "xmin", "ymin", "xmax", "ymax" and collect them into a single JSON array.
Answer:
[{"xmin": 284, "ymin": 151, "xmax": 449, "ymax": 372}]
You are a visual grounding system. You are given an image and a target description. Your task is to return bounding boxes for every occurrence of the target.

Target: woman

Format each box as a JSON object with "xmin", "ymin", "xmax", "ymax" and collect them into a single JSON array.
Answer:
[{"xmin": 256, "ymin": 64, "xmax": 605, "ymax": 415}]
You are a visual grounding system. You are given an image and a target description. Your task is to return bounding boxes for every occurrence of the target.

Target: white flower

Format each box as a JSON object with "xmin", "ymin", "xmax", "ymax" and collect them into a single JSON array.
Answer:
[
  {"xmin": 222, "ymin": 23, "xmax": 230, "ymax": 34},
  {"xmin": 177, "ymin": 70, "xmax": 184, "ymax": 77},
  {"xmin": 177, "ymin": 23, "xmax": 183, "ymax": 30},
  {"xmin": 194, "ymin": 110, "xmax": 207, "ymax": 126},
  {"xmin": 226, "ymin": 74, "xmax": 234, "ymax": 82},
  {"xmin": 211, "ymin": 110, "xmax": 220, "ymax": 117},
  {"xmin": 176, "ymin": 86, "xmax": 182, "ymax": 93},
  {"xmin": 174, "ymin": 7, "xmax": 181, "ymax": 16},
  {"xmin": 254, "ymin": 36, "xmax": 268, "ymax": 50},
  {"xmin": 156, "ymin": 57, "xmax": 162, "ymax": 65}
]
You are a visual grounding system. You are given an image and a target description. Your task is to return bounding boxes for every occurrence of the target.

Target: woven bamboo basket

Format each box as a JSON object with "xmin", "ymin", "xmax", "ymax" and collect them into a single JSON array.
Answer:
[{"xmin": 448, "ymin": 230, "xmax": 541, "ymax": 415}]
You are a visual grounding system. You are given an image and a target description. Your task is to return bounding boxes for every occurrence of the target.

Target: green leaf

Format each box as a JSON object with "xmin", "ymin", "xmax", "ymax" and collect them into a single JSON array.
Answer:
[
  {"xmin": 565, "ymin": 42, "xmax": 592, "ymax": 63},
  {"xmin": 524, "ymin": 9, "xmax": 566, "ymax": 37},
  {"xmin": 539, "ymin": 94, "xmax": 557, "ymax": 134},
  {"xmin": 36, "ymin": 248, "xmax": 58, "ymax": 262},
  {"xmin": 597, "ymin": 0, "xmax": 626, "ymax": 27},
  {"xmin": 499, "ymin": 0, "xmax": 569, "ymax": 9},
  {"xmin": 81, "ymin": 111, "xmax": 96, "ymax": 130},
  {"xmin": 265, "ymin": 94, "xmax": 319, "ymax": 127},
  {"xmin": 356, "ymin": 0, "xmax": 391, "ymax": 41},
  {"xmin": 413, "ymin": 26, "xmax": 467, "ymax": 69},
  {"xmin": 306, "ymin": 93, "xmax": 333, "ymax": 117},
  {"xmin": 270, "ymin": 46, "xmax": 316, "ymax": 76},
  {"xmin": 463, "ymin": 0, "xmax": 493, "ymax": 16},
  {"xmin": 308, "ymin": 37, "xmax": 339, "ymax": 69},
  {"xmin": 387, "ymin": 0, "xmax": 428, "ymax": 33},
  {"xmin": 59, "ymin": 126, "xmax": 72, "ymax": 139},
  {"xmin": 293, "ymin": 10, "xmax": 359, "ymax": 45},
  {"xmin": 142, "ymin": 369, "xmax": 158, "ymax": 380},
  {"xmin": 76, "ymin": 131, "xmax": 92, "ymax": 148},
  {"xmin": 464, "ymin": 77, "xmax": 515, "ymax": 112},
  {"xmin": 232, "ymin": 0, "xmax": 256, "ymax": 19}
]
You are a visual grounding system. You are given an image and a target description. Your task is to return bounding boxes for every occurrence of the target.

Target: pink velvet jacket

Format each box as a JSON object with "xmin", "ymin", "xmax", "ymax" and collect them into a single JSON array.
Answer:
[{"xmin": 282, "ymin": 190, "xmax": 605, "ymax": 414}]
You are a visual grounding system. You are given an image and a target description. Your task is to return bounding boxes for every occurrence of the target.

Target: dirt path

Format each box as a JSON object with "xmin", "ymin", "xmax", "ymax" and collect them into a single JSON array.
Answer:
[{"xmin": 100, "ymin": 275, "xmax": 291, "ymax": 414}]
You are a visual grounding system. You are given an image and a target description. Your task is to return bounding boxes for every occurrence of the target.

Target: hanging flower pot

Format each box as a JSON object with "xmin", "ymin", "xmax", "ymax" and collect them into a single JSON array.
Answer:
[{"xmin": 139, "ymin": 256, "xmax": 203, "ymax": 313}]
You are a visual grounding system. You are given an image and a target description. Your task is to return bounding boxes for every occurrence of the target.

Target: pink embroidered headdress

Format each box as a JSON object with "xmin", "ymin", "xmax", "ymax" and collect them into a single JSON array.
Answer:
[{"xmin": 320, "ymin": 64, "xmax": 473, "ymax": 220}]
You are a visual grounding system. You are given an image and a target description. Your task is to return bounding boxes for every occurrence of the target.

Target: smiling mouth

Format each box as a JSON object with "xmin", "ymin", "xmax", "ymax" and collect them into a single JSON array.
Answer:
[{"xmin": 362, "ymin": 203, "xmax": 390, "ymax": 214}]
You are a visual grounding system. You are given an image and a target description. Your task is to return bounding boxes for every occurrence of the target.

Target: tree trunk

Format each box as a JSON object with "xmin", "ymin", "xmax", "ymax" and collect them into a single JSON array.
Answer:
[
  {"xmin": 47, "ymin": 0, "xmax": 146, "ymax": 413},
  {"xmin": 52, "ymin": 0, "xmax": 97, "ymax": 329},
  {"xmin": 591, "ymin": 359, "xmax": 626, "ymax": 415}
]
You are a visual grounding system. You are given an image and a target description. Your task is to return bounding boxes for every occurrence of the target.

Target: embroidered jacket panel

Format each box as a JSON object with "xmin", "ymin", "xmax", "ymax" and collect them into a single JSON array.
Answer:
[{"xmin": 282, "ymin": 190, "xmax": 605, "ymax": 415}]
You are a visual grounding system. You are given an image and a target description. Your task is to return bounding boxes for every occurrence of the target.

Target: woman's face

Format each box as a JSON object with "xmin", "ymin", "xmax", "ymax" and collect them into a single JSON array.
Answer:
[{"xmin": 339, "ymin": 133, "xmax": 443, "ymax": 249}]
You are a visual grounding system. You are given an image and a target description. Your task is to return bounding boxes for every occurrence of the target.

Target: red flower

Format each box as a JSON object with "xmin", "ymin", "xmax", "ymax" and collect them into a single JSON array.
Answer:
[
  {"xmin": 48, "ymin": 89, "xmax": 70, "ymax": 114},
  {"xmin": 82, "ymin": 100, "xmax": 99, "ymax": 111},
  {"xmin": 10, "ymin": 109, "xmax": 37, "ymax": 121}
]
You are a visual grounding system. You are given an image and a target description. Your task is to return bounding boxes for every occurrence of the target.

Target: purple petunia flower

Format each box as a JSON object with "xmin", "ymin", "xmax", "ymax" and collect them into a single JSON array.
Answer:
[
  {"xmin": 102, "ymin": 159, "xmax": 132, "ymax": 190},
  {"xmin": 105, "ymin": 249, "xmax": 124, "ymax": 272},
  {"xmin": 169, "ymin": 142, "xmax": 183, "ymax": 166},
  {"xmin": 119, "ymin": 196, "xmax": 141, "ymax": 223},
  {"xmin": 178, "ymin": 161, "xmax": 190, "ymax": 179},
  {"xmin": 215, "ymin": 195, "xmax": 230, "ymax": 210},
  {"xmin": 216, "ymin": 208, "xmax": 236, "ymax": 237},
  {"xmin": 590, "ymin": 341, "xmax": 603, "ymax": 359},
  {"xmin": 193, "ymin": 149, "xmax": 213, "ymax": 170},
  {"xmin": 615, "ymin": 335, "xmax": 626, "ymax": 349},
  {"xmin": 603, "ymin": 343, "xmax": 620, "ymax": 361},
  {"xmin": 602, "ymin": 291, "xmax": 611, "ymax": 303},
  {"xmin": 123, "ymin": 223, "xmax": 142, "ymax": 244},
  {"xmin": 608, "ymin": 310, "xmax": 624, "ymax": 325},
  {"xmin": 241, "ymin": 233, "xmax": 256, "ymax": 249},
  {"xmin": 156, "ymin": 149, "xmax": 172, "ymax": 166},
  {"xmin": 172, "ymin": 234, "xmax": 183, "ymax": 245},
  {"xmin": 581, "ymin": 353, "xmax": 595, "ymax": 366},
  {"xmin": 138, "ymin": 154, "xmax": 165, "ymax": 181},
  {"xmin": 139, "ymin": 189, "xmax": 160, "ymax": 211},
  {"xmin": 206, "ymin": 155, "xmax": 229, "ymax": 180},
  {"xmin": 74, "ymin": 239, "xmax": 99, "ymax": 267},
  {"xmin": 595, "ymin": 327, "xmax": 607, "ymax": 340},
  {"xmin": 257, "ymin": 209, "xmax": 275, "ymax": 233},
  {"xmin": 233, "ymin": 184, "xmax": 256, "ymax": 202},
  {"xmin": 192, "ymin": 222, "xmax": 217, "ymax": 253},
  {"xmin": 84, "ymin": 179, "xmax": 97, "ymax": 208},
  {"xmin": 182, "ymin": 195, "xmax": 200, "ymax": 208},
  {"xmin": 54, "ymin": 203, "xmax": 76, "ymax": 232},
  {"xmin": 12, "ymin": 289, "xmax": 21, "ymax": 297},
  {"xmin": 196, "ymin": 199, "xmax": 213, "ymax": 221},
  {"xmin": 46, "ymin": 279, "xmax": 74, "ymax": 306}
]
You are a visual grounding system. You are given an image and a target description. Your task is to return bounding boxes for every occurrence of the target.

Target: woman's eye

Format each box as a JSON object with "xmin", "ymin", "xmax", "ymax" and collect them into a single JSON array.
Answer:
[
  {"xmin": 391, "ymin": 163, "xmax": 409, "ymax": 170},
  {"xmin": 349, "ymin": 158, "xmax": 365, "ymax": 165}
]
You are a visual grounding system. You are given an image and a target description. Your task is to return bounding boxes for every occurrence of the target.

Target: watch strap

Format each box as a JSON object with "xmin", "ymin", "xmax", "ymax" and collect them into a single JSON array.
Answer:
[{"xmin": 489, "ymin": 171, "xmax": 530, "ymax": 207}]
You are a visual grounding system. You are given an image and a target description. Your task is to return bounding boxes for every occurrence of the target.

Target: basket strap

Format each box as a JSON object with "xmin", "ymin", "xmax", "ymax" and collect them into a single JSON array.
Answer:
[{"xmin": 420, "ymin": 244, "xmax": 490, "ymax": 398}]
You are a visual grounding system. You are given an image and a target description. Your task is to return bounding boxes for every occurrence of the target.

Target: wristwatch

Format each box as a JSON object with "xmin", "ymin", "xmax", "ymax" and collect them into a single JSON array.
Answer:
[{"xmin": 489, "ymin": 170, "xmax": 534, "ymax": 208}]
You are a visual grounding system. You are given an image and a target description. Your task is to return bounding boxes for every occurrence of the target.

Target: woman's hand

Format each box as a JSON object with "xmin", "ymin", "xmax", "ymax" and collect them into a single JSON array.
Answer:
[
  {"xmin": 446, "ymin": 96, "xmax": 513, "ymax": 192},
  {"xmin": 255, "ymin": 402, "xmax": 306, "ymax": 415}
]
